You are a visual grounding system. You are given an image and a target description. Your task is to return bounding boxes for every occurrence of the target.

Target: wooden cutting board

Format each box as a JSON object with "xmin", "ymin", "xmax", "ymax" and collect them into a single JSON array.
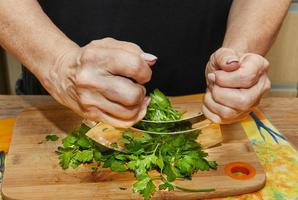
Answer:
[{"xmin": 1, "ymin": 96, "xmax": 266, "ymax": 200}]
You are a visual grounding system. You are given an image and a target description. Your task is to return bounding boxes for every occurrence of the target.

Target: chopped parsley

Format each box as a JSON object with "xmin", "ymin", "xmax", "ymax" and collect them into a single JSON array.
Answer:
[{"xmin": 55, "ymin": 89, "xmax": 217, "ymax": 199}]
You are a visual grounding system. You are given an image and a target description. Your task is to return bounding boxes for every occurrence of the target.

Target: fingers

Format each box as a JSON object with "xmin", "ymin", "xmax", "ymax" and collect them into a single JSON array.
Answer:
[
  {"xmin": 206, "ymin": 47, "xmax": 241, "ymax": 86},
  {"xmin": 76, "ymin": 73, "xmax": 147, "ymax": 107},
  {"xmin": 79, "ymin": 47, "xmax": 152, "ymax": 84},
  {"xmin": 106, "ymin": 48, "xmax": 152, "ymax": 84},
  {"xmin": 89, "ymin": 38, "xmax": 157, "ymax": 66},
  {"xmin": 210, "ymin": 48, "xmax": 241, "ymax": 71},
  {"xmin": 50, "ymin": 38, "xmax": 155, "ymax": 128},
  {"xmin": 202, "ymin": 104, "xmax": 221, "ymax": 124},
  {"xmin": 83, "ymin": 101, "xmax": 148, "ymax": 128},
  {"xmin": 74, "ymin": 38, "xmax": 155, "ymax": 127},
  {"xmin": 212, "ymin": 54, "xmax": 270, "ymax": 88},
  {"xmin": 78, "ymin": 88, "xmax": 149, "ymax": 120},
  {"xmin": 101, "ymin": 76, "xmax": 147, "ymax": 107},
  {"xmin": 203, "ymin": 90, "xmax": 240, "ymax": 120},
  {"xmin": 211, "ymin": 73, "xmax": 271, "ymax": 111},
  {"xmin": 202, "ymin": 90, "xmax": 252, "ymax": 124},
  {"xmin": 202, "ymin": 103, "xmax": 250, "ymax": 124},
  {"xmin": 205, "ymin": 49, "xmax": 270, "ymax": 124},
  {"xmin": 101, "ymin": 77, "xmax": 147, "ymax": 107}
]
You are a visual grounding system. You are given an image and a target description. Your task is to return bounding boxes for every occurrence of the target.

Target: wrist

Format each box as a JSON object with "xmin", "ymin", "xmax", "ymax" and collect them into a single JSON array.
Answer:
[
  {"xmin": 36, "ymin": 40, "xmax": 80, "ymax": 93},
  {"xmin": 222, "ymin": 38, "xmax": 249, "ymax": 55},
  {"xmin": 31, "ymin": 38, "xmax": 79, "ymax": 78}
]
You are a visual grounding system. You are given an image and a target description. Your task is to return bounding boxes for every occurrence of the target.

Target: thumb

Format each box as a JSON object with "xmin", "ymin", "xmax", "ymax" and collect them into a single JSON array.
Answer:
[
  {"xmin": 212, "ymin": 48, "xmax": 240, "ymax": 72},
  {"xmin": 141, "ymin": 52, "xmax": 158, "ymax": 66}
]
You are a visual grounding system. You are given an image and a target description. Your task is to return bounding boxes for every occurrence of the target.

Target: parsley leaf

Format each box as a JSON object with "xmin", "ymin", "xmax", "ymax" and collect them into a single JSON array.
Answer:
[
  {"xmin": 62, "ymin": 134, "xmax": 78, "ymax": 148},
  {"xmin": 45, "ymin": 134, "xmax": 59, "ymax": 141},
  {"xmin": 58, "ymin": 151, "xmax": 73, "ymax": 169},
  {"xmin": 133, "ymin": 175, "xmax": 151, "ymax": 192},
  {"xmin": 140, "ymin": 179, "xmax": 156, "ymax": 200},
  {"xmin": 110, "ymin": 160, "xmax": 127, "ymax": 172},
  {"xmin": 144, "ymin": 89, "xmax": 182, "ymax": 121},
  {"xmin": 74, "ymin": 150, "xmax": 94, "ymax": 163},
  {"xmin": 77, "ymin": 136, "xmax": 92, "ymax": 148},
  {"xmin": 93, "ymin": 150, "xmax": 102, "ymax": 161}
]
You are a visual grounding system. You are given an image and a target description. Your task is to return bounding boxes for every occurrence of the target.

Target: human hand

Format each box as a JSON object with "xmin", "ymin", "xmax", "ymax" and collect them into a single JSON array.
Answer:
[
  {"xmin": 39, "ymin": 38, "xmax": 157, "ymax": 127},
  {"xmin": 203, "ymin": 48, "xmax": 271, "ymax": 124}
]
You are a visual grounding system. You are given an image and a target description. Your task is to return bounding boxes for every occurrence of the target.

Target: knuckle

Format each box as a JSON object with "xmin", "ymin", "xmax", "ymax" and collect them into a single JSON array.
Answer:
[
  {"xmin": 107, "ymin": 49, "xmax": 125, "ymax": 68},
  {"xmin": 139, "ymin": 68, "xmax": 152, "ymax": 84},
  {"xmin": 263, "ymin": 58, "xmax": 270, "ymax": 70},
  {"xmin": 219, "ymin": 108, "xmax": 236, "ymax": 119},
  {"xmin": 124, "ymin": 86, "xmax": 143, "ymax": 106},
  {"xmin": 125, "ymin": 55, "xmax": 144, "ymax": 75},
  {"xmin": 102, "ymin": 37, "xmax": 115, "ymax": 43},
  {"xmin": 126, "ymin": 42, "xmax": 142, "ymax": 52},
  {"xmin": 245, "ymin": 70, "xmax": 258, "ymax": 87},
  {"xmin": 89, "ymin": 40, "xmax": 100, "ymax": 46},
  {"xmin": 131, "ymin": 54, "xmax": 144, "ymax": 67},
  {"xmin": 264, "ymin": 78, "xmax": 271, "ymax": 92},
  {"xmin": 255, "ymin": 55, "xmax": 269, "ymax": 71},
  {"xmin": 84, "ymin": 107, "xmax": 101, "ymax": 121},
  {"xmin": 213, "ymin": 48, "xmax": 224, "ymax": 62},
  {"xmin": 209, "ymin": 47, "xmax": 236, "ymax": 68},
  {"xmin": 215, "ymin": 47, "xmax": 227, "ymax": 56},
  {"xmin": 210, "ymin": 48, "xmax": 225, "ymax": 60},
  {"xmin": 80, "ymin": 48, "xmax": 97, "ymax": 63},
  {"xmin": 247, "ymin": 54, "xmax": 268, "ymax": 69},
  {"xmin": 75, "ymin": 69, "xmax": 90, "ymax": 86}
]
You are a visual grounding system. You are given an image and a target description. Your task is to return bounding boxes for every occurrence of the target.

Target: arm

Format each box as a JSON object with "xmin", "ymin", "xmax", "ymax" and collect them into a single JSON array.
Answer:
[
  {"xmin": 0, "ymin": 0, "xmax": 156, "ymax": 127},
  {"xmin": 0, "ymin": 0, "xmax": 78, "ymax": 77},
  {"xmin": 223, "ymin": 0, "xmax": 291, "ymax": 55},
  {"xmin": 203, "ymin": 0, "xmax": 291, "ymax": 123}
]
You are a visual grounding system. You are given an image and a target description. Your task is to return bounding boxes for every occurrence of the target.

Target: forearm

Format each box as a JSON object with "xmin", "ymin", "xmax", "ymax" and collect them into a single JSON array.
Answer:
[
  {"xmin": 0, "ymin": 0, "xmax": 78, "ymax": 78},
  {"xmin": 223, "ymin": 0, "xmax": 291, "ymax": 55}
]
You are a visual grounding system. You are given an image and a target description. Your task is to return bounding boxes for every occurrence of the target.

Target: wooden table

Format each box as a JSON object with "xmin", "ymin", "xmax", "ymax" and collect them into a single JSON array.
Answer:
[{"xmin": 1, "ymin": 95, "xmax": 298, "ymax": 148}]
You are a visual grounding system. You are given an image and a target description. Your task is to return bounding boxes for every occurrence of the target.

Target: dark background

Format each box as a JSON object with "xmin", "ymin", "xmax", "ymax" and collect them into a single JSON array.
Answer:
[{"xmin": 0, "ymin": 47, "xmax": 9, "ymax": 94}]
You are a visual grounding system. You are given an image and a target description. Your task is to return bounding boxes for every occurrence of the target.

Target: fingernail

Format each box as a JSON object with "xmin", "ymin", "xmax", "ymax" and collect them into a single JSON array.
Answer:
[
  {"xmin": 143, "ymin": 96, "xmax": 150, "ymax": 106},
  {"xmin": 141, "ymin": 53, "xmax": 158, "ymax": 61},
  {"xmin": 82, "ymin": 119, "xmax": 97, "ymax": 128},
  {"xmin": 227, "ymin": 60, "xmax": 239, "ymax": 65},
  {"xmin": 226, "ymin": 57, "xmax": 239, "ymax": 65},
  {"xmin": 207, "ymin": 73, "xmax": 216, "ymax": 82}
]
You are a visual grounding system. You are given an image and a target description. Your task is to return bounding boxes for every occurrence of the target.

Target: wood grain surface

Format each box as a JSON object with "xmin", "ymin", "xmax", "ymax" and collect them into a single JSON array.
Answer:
[
  {"xmin": 1, "ymin": 96, "xmax": 266, "ymax": 200},
  {"xmin": 0, "ymin": 95, "xmax": 297, "ymax": 148}
]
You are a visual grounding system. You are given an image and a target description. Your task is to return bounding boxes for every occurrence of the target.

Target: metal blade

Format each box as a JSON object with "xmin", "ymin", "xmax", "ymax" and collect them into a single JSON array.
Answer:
[
  {"xmin": 132, "ymin": 119, "xmax": 212, "ymax": 135},
  {"xmin": 140, "ymin": 112, "xmax": 206, "ymax": 125}
]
